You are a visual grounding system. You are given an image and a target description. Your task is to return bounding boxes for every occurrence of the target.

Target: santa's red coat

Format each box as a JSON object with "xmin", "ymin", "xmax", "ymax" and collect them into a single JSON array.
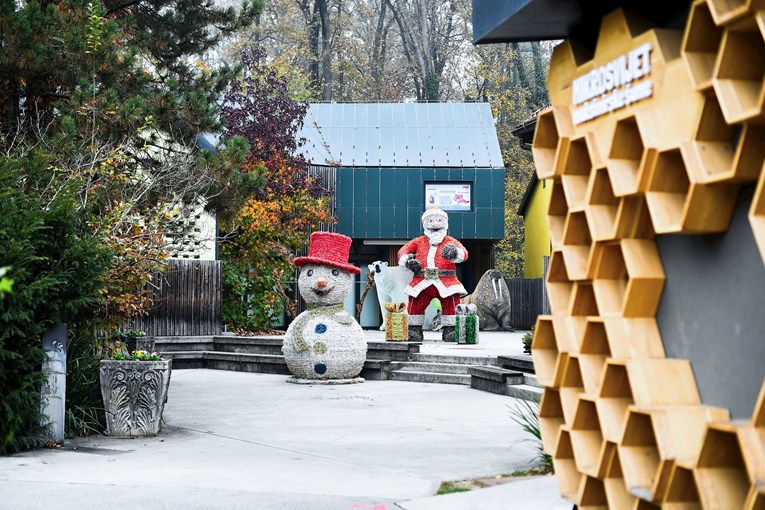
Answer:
[{"xmin": 397, "ymin": 235, "xmax": 468, "ymax": 298}]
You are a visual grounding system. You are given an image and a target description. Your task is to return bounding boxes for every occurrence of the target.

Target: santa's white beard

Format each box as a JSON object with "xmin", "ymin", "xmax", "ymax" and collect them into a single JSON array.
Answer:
[{"xmin": 424, "ymin": 227, "xmax": 447, "ymax": 246}]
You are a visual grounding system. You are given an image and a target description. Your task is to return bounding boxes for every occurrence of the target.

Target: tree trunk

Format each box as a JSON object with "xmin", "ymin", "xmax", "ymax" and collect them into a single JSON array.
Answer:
[
  {"xmin": 510, "ymin": 42, "xmax": 531, "ymax": 92},
  {"xmin": 317, "ymin": 0, "xmax": 332, "ymax": 101}
]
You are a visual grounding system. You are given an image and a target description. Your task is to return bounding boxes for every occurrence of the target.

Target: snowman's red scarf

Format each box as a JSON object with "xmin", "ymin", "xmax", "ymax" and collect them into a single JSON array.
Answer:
[{"xmin": 290, "ymin": 303, "xmax": 353, "ymax": 352}]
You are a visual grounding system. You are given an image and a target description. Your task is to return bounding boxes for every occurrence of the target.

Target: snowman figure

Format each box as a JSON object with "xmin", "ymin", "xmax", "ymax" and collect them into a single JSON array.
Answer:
[{"xmin": 283, "ymin": 232, "xmax": 367, "ymax": 383}]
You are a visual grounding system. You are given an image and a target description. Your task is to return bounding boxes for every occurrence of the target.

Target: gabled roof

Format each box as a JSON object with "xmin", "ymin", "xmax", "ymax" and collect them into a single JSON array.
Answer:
[
  {"xmin": 518, "ymin": 173, "xmax": 539, "ymax": 216},
  {"xmin": 296, "ymin": 103, "xmax": 505, "ymax": 169}
]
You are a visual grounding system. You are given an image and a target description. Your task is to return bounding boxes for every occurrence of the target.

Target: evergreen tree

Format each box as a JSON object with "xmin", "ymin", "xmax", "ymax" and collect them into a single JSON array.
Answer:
[{"xmin": 0, "ymin": 0, "xmax": 262, "ymax": 141}]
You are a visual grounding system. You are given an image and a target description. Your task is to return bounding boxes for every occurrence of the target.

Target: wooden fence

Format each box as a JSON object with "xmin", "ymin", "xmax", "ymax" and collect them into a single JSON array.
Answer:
[
  {"xmin": 503, "ymin": 256, "xmax": 551, "ymax": 330},
  {"xmin": 504, "ymin": 278, "xmax": 544, "ymax": 330},
  {"xmin": 130, "ymin": 259, "xmax": 222, "ymax": 336}
]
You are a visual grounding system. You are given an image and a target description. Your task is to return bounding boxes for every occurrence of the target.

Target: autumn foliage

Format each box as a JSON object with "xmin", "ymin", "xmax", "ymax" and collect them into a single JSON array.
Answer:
[{"xmin": 221, "ymin": 49, "xmax": 334, "ymax": 332}]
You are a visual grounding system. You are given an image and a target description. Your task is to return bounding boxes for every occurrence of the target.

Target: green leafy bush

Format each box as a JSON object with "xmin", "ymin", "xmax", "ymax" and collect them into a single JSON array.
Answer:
[{"xmin": 0, "ymin": 160, "xmax": 111, "ymax": 454}]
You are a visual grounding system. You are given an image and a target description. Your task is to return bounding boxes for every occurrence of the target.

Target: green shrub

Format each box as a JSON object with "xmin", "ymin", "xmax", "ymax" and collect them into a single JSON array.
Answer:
[
  {"xmin": 0, "ymin": 160, "xmax": 111, "ymax": 454},
  {"xmin": 64, "ymin": 332, "xmax": 106, "ymax": 438}
]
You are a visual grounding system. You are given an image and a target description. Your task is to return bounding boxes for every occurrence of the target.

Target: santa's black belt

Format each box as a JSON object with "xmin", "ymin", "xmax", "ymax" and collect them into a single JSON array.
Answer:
[{"xmin": 415, "ymin": 269, "xmax": 456, "ymax": 279}]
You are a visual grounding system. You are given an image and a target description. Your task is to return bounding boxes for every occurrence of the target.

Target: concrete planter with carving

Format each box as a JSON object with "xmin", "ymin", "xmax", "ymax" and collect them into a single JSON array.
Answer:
[{"xmin": 99, "ymin": 360, "xmax": 171, "ymax": 437}]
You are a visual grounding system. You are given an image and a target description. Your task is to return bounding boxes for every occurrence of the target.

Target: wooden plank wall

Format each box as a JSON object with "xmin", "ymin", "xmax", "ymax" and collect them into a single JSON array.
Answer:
[
  {"xmin": 131, "ymin": 260, "xmax": 222, "ymax": 336},
  {"xmin": 505, "ymin": 278, "xmax": 543, "ymax": 330}
]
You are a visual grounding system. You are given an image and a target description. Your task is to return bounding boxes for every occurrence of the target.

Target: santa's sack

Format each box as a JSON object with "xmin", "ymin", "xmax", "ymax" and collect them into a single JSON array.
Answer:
[
  {"xmin": 455, "ymin": 304, "xmax": 479, "ymax": 344},
  {"xmin": 385, "ymin": 302, "xmax": 409, "ymax": 341}
]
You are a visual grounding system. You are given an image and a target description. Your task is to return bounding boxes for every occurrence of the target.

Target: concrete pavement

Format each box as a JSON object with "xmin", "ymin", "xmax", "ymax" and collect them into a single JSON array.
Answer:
[{"xmin": 0, "ymin": 331, "xmax": 571, "ymax": 510}]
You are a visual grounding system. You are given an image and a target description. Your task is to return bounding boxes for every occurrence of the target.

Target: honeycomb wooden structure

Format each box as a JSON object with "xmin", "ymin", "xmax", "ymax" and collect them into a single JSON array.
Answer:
[{"xmin": 534, "ymin": 4, "xmax": 765, "ymax": 507}]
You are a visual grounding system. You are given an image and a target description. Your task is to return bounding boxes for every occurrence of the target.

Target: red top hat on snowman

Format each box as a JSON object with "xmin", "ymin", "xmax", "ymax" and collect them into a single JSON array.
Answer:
[{"xmin": 294, "ymin": 232, "xmax": 360, "ymax": 274}]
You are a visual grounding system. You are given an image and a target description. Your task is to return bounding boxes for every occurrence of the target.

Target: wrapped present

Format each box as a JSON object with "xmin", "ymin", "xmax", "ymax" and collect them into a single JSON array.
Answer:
[
  {"xmin": 384, "ymin": 302, "xmax": 409, "ymax": 341},
  {"xmin": 455, "ymin": 303, "xmax": 479, "ymax": 344}
]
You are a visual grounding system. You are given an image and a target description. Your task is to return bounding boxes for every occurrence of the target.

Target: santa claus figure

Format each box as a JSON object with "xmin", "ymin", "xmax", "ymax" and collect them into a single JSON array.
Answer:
[{"xmin": 398, "ymin": 206, "xmax": 468, "ymax": 342}]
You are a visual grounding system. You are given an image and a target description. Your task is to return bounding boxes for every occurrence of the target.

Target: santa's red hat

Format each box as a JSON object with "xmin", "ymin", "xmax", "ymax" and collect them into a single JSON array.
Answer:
[{"xmin": 294, "ymin": 232, "xmax": 360, "ymax": 274}]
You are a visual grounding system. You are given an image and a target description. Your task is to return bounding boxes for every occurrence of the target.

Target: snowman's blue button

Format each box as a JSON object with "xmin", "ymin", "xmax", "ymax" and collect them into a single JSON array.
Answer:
[
  {"xmin": 315, "ymin": 323, "xmax": 327, "ymax": 334},
  {"xmin": 314, "ymin": 363, "xmax": 327, "ymax": 375}
]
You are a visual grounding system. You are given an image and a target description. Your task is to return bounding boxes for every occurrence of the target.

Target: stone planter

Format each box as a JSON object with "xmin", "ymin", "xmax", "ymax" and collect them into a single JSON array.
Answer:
[{"xmin": 99, "ymin": 359, "xmax": 171, "ymax": 437}]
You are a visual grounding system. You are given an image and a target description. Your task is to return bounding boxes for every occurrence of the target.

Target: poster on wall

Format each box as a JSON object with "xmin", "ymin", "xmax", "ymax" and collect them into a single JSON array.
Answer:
[{"xmin": 424, "ymin": 182, "xmax": 472, "ymax": 212}]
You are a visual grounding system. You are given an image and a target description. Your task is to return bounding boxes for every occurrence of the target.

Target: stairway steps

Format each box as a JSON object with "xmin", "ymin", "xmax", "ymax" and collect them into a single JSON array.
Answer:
[
  {"xmin": 496, "ymin": 354, "xmax": 535, "ymax": 374},
  {"xmin": 388, "ymin": 370, "xmax": 471, "ymax": 385},
  {"xmin": 505, "ymin": 384, "xmax": 543, "ymax": 403},
  {"xmin": 389, "ymin": 361, "xmax": 472, "ymax": 375},
  {"xmin": 410, "ymin": 353, "xmax": 497, "ymax": 366}
]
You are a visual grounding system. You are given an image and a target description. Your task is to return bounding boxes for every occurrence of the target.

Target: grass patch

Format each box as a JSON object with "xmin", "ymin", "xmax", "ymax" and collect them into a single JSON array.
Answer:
[
  {"xmin": 509, "ymin": 467, "xmax": 553, "ymax": 477},
  {"xmin": 436, "ymin": 484, "xmax": 473, "ymax": 495}
]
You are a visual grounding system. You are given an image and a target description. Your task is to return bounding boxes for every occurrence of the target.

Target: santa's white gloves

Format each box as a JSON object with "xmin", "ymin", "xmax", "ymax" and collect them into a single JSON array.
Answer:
[{"xmin": 441, "ymin": 243, "xmax": 458, "ymax": 260}]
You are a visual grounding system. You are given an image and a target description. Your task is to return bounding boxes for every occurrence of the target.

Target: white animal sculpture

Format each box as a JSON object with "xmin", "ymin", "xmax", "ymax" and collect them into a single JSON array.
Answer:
[{"xmin": 368, "ymin": 261, "xmax": 437, "ymax": 331}]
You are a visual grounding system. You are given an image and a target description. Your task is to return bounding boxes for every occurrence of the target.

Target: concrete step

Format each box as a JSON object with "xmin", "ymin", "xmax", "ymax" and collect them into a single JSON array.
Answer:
[
  {"xmin": 366, "ymin": 340, "xmax": 421, "ymax": 361},
  {"xmin": 389, "ymin": 361, "xmax": 472, "ymax": 375},
  {"xmin": 213, "ymin": 336, "xmax": 284, "ymax": 355},
  {"xmin": 153, "ymin": 337, "xmax": 215, "ymax": 352},
  {"xmin": 388, "ymin": 370, "xmax": 471, "ymax": 385},
  {"xmin": 468, "ymin": 366, "xmax": 525, "ymax": 396},
  {"xmin": 410, "ymin": 353, "xmax": 497, "ymax": 366},
  {"xmin": 506, "ymin": 383, "xmax": 543, "ymax": 403},
  {"xmin": 496, "ymin": 354, "xmax": 535, "ymax": 374},
  {"xmin": 523, "ymin": 373, "xmax": 542, "ymax": 388}
]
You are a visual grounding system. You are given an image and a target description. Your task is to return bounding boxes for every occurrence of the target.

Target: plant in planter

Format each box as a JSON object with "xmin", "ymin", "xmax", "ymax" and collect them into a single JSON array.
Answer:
[
  {"xmin": 99, "ymin": 350, "xmax": 171, "ymax": 437},
  {"xmin": 522, "ymin": 332, "xmax": 532, "ymax": 355},
  {"xmin": 115, "ymin": 330, "xmax": 153, "ymax": 354}
]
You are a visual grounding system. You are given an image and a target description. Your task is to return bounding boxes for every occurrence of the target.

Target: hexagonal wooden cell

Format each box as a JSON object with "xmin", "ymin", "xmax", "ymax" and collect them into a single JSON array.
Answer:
[
  {"xmin": 586, "ymin": 167, "xmax": 620, "ymax": 241},
  {"xmin": 683, "ymin": 94, "xmax": 765, "ymax": 184},
  {"xmin": 597, "ymin": 362, "xmax": 635, "ymax": 443},
  {"xmin": 663, "ymin": 464, "xmax": 702, "ymax": 509},
  {"xmin": 707, "ymin": 0, "xmax": 758, "ymax": 27},
  {"xmin": 559, "ymin": 136, "xmax": 594, "ymax": 211},
  {"xmin": 532, "ymin": 315, "xmax": 575, "ymax": 387},
  {"xmin": 644, "ymin": 147, "xmax": 692, "ymax": 233},
  {"xmin": 562, "ymin": 211, "xmax": 595, "ymax": 281},
  {"xmin": 568, "ymin": 284, "xmax": 598, "ymax": 322},
  {"xmin": 712, "ymin": 22, "xmax": 765, "ymax": 124},
  {"xmin": 546, "ymin": 250, "xmax": 573, "ymax": 315},
  {"xmin": 618, "ymin": 405, "xmax": 730, "ymax": 503},
  {"xmin": 549, "ymin": 180, "xmax": 569, "ymax": 250},
  {"xmin": 614, "ymin": 195, "xmax": 656, "ymax": 241},
  {"xmin": 596, "ymin": 359, "xmax": 701, "ymax": 442},
  {"xmin": 682, "ymin": 0, "xmax": 724, "ymax": 91},
  {"xmin": 554, "ymin": 428, "xmax": 584, "ymax": 502},
  {"xmin": 694, "ymin": 422, "xmax": 754, "ymax": 510},
  {"xmin": 578, "ymin": 475, "xmax": 608, "ymax": 510},
  {"xmin": 604, "ymin": 446, "xmax": 638, "ymax": 509},
  {"xmin": 539, "ymin": 386, "xmax": 566, "ymax": 455},
  {"xmin": 749, "ymin": 168, "xmax": 765, "ymax": 264},
  {"xmin": 533, "ymin": 107, "xmax": 572, "ymax": 179},
  {"xmin": 645, "ymin": 144, "xmax": 740, "ymax": 234},
  {"xmin": 601, "ymin": 317, "xmax": 666, "ymax": 359},
  {"xmin": 559, "ymin": 355, "xmax": 586, "ymax": 425},
  {"xmin": 578, "ymin": 318, "xmax": 611, "ymax": 394},
  {"xmin": 570, "ymin": 395, "xmax": 607, "ymax": 477},
  {"xmin": 606, "ymin": 116, "xmax": 651, "ymax": 197},
  {"xmin": 591, "ymin": 240, "xmax": 666, "ymax": 318}
]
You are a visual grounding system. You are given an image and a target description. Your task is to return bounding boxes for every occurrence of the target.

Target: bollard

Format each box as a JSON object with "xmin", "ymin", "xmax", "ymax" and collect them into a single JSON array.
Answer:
[{"xmin": 41, "ymin": 323, "xmax": 67, "ymax": 444}]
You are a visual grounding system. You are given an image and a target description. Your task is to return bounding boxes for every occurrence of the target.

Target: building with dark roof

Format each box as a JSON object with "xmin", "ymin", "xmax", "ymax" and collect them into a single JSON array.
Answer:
[{"xmin": 297, "ymin": 102, "xmax": 506, "ymax": 326}]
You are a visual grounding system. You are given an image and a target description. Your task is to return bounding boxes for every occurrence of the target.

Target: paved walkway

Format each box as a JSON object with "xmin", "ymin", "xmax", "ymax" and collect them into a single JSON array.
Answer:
[
  {"xmin": 0, "ymin": 330, "xmax": 572, "ymax": 510},
  {"xmin": 367, "ymin": 328, "xmax": 531, "ymax": 358}
]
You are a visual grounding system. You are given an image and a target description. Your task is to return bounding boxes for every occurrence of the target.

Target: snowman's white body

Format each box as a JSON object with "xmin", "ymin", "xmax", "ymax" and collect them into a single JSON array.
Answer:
[{"xmin": 282, "ymin": 263, "xmax": 367, "ymax": 380}]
